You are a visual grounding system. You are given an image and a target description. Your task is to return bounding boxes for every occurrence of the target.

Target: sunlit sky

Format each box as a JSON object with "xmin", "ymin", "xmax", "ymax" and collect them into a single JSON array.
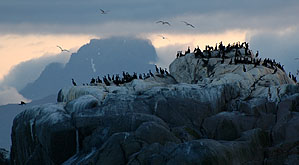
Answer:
[{"xmin": 0, "ymin": 0, "xmax": 298, "ymax": 105}]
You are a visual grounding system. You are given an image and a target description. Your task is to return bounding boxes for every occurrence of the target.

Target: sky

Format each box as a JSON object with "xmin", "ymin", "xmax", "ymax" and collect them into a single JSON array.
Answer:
[{"xmin": 0, "ymin": 0, "xmax": 299, "ymax": 105}]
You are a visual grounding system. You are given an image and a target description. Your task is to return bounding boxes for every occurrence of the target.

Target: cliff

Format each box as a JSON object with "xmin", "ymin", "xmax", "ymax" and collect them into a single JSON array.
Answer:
[{"xmin": 11, "ymin": 47, "xmax": 299, "ymax": 164}]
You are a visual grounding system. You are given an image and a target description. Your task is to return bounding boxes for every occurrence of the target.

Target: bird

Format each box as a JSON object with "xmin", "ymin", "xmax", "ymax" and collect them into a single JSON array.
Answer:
[
  {"xmin": 255, "ymin": 51, "xmax": 259, "ymax": 58},
  {"xmin": 99, "ymin": 9, "xmax": 109, "ymax": 14},
  {"xmin": 181, "ymin": 21, "xmax": 195, "ymax": 28},
  {"xmin": 19, "ymin": 101, "xmax": 26, "ymax": 105},
  {"xmin": 156, "ymin": 20, "xmax": 171, "ymax": 26},
  {"xmin": 165, "ymin": 68, "xmax": 169, "ymax": 75},
  {"xmin": 229, "ymin": 58, "xmax": 233, "ymax": 65},
  {"xmin": 155, "ymin": 65, "xmax": 159, "ymax": 73},
  {"xmin": 273, "ymin": 67, "xmax": 277, "ymax": 74},
  {"xmin": 72, "ymin": 78, "xmax": 77, "ymax": 86},
  {"xmin": 243, "ymin": 65, "xmax": 246, "ymax": 72},
  {"xmin": 149, "ymin": 70, "xmax": 154, "ymax": 77},
  {"xmin": 158, "ymin": 35, "xmax": 169, "ymax": 40},
  {"xmin": 57, "ymin": 46, "xmax": 70, "ymax": 52},
  {"xmin": 221, "ymin": 58, "xmax": 225, "ymax": 64}
]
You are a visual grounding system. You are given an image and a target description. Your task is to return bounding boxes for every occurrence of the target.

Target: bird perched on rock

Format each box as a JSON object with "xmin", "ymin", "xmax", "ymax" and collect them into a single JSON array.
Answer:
[
  {"xmin": 165, "ymin": 68, "xmax": 169, "ymax": 75},
  {"xmin": 149, "ymin": 70, "xmax": 154, "ymax": 77},
  {"xmin": 243, "ymin": 65, "xmax": 246, "ymax": 72},
  {"xmin": 19, "ymin": 101, "xmax": 26, "ymax": 105},
  {"xmin": 72, "ymin": 78, "xmax": 77, "ymax": 86},
  {"xmin": 229, "ymin": 58, "xmax": 233, "ymax": 65},
  {"xmin": 155, "ymin": 65, "xmax": 159, "ymax": 73},
  {"xmin": 272, "ymin": 67, "xmax": 277, "ymax": 74}
]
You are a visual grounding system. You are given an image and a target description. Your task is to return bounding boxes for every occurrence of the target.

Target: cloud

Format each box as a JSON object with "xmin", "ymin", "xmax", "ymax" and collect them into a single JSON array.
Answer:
[
  {"xmin": 0, "ymin": 1, "xmax": 299, "ymax": 35},
  {"xmin": 0, "ymin": 86, "xmax": 31, "ymax": 106},
  {"xmin": 0, "ymin": 53, "xmax": 70, "ymax": 91},
  {"xmin": 248, "ymin": 28, "xmax": 299, "ymax": 77}
]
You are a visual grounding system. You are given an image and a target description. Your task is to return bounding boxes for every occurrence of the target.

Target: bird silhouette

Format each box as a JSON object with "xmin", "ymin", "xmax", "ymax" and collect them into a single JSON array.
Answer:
[
  {"xmin": 243, "ymin": 65, "xmax": 246, "ymax": 72},
  {"xmin": 156, "ymin": 21, "xmax": 171, "ymax": 26},
  {"xmin": 158, "ymin": 35, "xmax": 170, "ymax": 40},
  {"xmin": 72, "ymin": 78, "xmax": 77, "ymax": 86},
  {"xmin": 57, "ymin": 46, "xmax": 70, "ymax": 52},
  {"xmin": 100, "ymin": 9, "xmax": 109, "ymax": 14},
  {"xmin": 181, "ymin": 21, "xmax": 195, "ymax": 28},
  {"xmin": 19, "ymin": 101, "xmax": 26, "ymax": 105}
]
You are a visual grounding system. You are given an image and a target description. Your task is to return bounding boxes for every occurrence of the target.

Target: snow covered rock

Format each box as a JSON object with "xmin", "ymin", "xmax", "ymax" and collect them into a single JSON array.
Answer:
[{"xmin": 11, "ymin": 48, "xmax": 299, "ymax": 164}]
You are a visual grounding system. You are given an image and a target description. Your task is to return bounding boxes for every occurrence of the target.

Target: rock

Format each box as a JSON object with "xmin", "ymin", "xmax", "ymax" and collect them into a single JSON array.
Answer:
[
  {"xmin": 202, "ymin": 111, "xmax": 256, "ymax": 140},
  {"xmin": 0, "ymin": 148, "xmax": 9, "ymax": 165},
  {"xmin": 10, "ymin": 47, "xmax": 299, "ymax": 164},
  {"xmin": 11, "ymin": 104, "xmax": 76, "ymax": 165}
]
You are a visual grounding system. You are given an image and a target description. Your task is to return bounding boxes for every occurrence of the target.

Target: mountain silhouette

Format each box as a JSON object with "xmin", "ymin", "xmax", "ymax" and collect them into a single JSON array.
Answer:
[{"xmin": 20, "ymin": 37, "xmax": 157, "ymax": 100}]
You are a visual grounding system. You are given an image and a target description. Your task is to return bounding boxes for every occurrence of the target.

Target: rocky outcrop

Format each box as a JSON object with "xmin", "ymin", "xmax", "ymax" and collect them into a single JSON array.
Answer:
[
  {"xmin": 11, "ymin": 49, "xmax": 299, "ymax": 164},
  {"xmin": 0, "ymin": 148, "xmax": 9, "ymax": 165}
]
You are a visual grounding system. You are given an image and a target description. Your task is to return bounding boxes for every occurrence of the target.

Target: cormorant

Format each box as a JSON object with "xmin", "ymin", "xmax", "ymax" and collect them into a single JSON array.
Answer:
[
  {"xmin": 255, "ymin": 51, "xmax": 259, "ymax": 58},
  {"xmin": 103, "ymin": 76, "xmax": 110, "ymax": 86},
  {"xmin": 72, "ymin": 78, "xmax": 77, "ymax": 86},
  {"xmin": 273, "ymin": 67, "xmax": 277, "ymax": 74},
  {"xmin": 160, "ymin": 67, "xmax": 165, "ymax": 75},
  {"xmin": 149, "ymin": 70, "xmax": 154, "ymax": 77},
  {"xmin": 19, "ymin": 101, "xmax": 26, "ymax": 105},
  {"xmin": 243, "ymin": 65, "xmax": 246, "ymax": 72},
  {"xmin": 107, "ymin": 74, "xmax": 111, "ymax": 81},
  {"xmin": 139, "ymin": 74, "xmax": 143, "ymax": 79},
  {"xmin": 165, "ymin": 68, "xmax": 169, "ymax": 75},
  {"xmin": 90, "ymin": 78, "xmax": 96, "ymax": 84},
  {"xmin": 229, "ymin": 58, "xmax": 232, "ymax": 65},
  {"xmin": 155, "ymin": 65, "xmax": 159, "ymax": 73}
]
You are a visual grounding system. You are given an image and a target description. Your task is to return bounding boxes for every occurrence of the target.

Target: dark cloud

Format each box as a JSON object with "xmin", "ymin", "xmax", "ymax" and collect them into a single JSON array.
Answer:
[{"xmin": 0, "ymin": 0, "xmax": 299, "ymax": 34}]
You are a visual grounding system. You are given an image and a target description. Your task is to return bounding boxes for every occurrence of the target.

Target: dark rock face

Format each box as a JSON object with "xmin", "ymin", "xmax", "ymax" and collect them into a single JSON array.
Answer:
[
  {"xmin": 11, "ymin": 52, "xmax": 299, "ymax": 164},
  {"xmin": 0, "ymin": 148, "xmax": 9, "ymax": 165}
]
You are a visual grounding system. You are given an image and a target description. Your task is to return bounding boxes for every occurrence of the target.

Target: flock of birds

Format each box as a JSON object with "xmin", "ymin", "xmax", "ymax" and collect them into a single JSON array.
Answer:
[
  {"xmin": 71, "ymin": 65, "xmax": 169, "ymax": 87},
  {"xmin": 176, "ymin": 41, "xmax": 297, "ymax": 83},
  {"xmin": 20, "ymin": 8, "xmax": 298, "ymax": 105},
  {"xmin": 69, "ymin": 41, "xmax": 297, "ymax": 90}
]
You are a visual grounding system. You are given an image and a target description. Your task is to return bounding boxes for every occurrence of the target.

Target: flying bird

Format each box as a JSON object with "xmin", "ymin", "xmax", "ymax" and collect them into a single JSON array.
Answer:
[
  {"xmin": 158, "ymin": 35, "xmax": 170, "ymax": 41},
  {"xmin": 156, "ymin": 21, "xmax": 171, "ymax": 26},
  {"xmin": 57, "ymin": 46, "xmax": 70, "ymax": 52},
  {"xmin": 181, "ymin": 21, "xmax": 195, "ymax": 28},
  {"xmin": 100, "ymin": 9, "xmax": 109, "ymax": 14}
]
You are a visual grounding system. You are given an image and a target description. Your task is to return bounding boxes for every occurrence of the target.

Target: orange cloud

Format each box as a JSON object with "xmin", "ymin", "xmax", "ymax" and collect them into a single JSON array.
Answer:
[{"xmin": 0, "ymin": 34, "xmax": 96, "ymax": 81}]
